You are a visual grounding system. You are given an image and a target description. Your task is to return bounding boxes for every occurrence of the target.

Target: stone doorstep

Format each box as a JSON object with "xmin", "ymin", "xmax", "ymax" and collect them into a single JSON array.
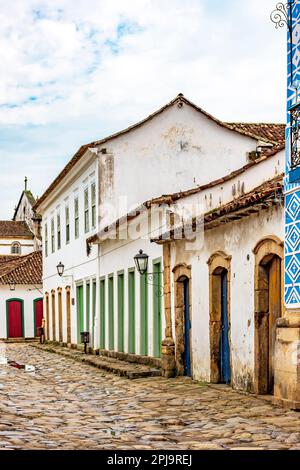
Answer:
[{"xmin": 31, "ymin": 343, "xmax": 161, "ymax": 380}]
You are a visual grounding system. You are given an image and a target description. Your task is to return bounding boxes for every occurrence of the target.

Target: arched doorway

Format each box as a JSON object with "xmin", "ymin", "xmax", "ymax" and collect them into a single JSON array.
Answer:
[
  {"xmin": 173, "ymin": 264, "xmax": 192, "ymax": 377},
  {"xmin": 7, "ymin": 299, "xmax": 24, "ymax": 338},
  {"xmin": 34, "ymin": 298, "xmax": 43, "ymax": 337},
  {"xmin": 208, "ymin": 252, "xmax": 232, "ymax": 384},
  {"xmin": 254, "ymin": 237, "xmax": 283, "ymax": 395}
]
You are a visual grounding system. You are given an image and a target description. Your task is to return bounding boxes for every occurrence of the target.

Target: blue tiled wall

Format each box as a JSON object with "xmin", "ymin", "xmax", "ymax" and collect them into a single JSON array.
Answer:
[{"xmin": 285, "ymin": 1, "xmax": 300, "ymax": 307}]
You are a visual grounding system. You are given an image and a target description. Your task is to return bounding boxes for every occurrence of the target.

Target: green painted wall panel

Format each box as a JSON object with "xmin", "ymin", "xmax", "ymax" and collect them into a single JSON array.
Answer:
[
  {"xmin": 128, "ymin": 269, "xmax": 136, "ymax": 354},
  {"xmin": 153, "ymin": 261, "xmax": 162, "ymax": 358},
  {"xmin": 100, "ymin": 279, "xmax": 105, "ymax": 349},
  {"xmin": 140, "ymin": 273, "xmax": 148, "ymax": 356},
  {"xmin": 118, "ymin": 273, "xmax": 125, "ymax": 352},
  {"xmin": 86, "ymin": 282, "xmax": 90, "ymax": 333},
  {"xmin": 76, "ymin": 285, "xmax": 84, "ymax": 343},
  {"xmin": 108, "ymin": 276, "xmax": 114, "ymax": 350}
]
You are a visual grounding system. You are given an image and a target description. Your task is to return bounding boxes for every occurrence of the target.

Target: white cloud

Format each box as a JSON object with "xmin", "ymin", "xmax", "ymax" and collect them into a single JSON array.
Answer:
[{"xmin": 0, "ymin": 0, "xmax": 287, "ymax": 217}]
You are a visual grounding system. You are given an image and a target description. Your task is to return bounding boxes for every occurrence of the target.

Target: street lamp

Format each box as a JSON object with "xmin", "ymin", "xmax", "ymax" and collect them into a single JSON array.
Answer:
[
  {"xmin": 133, "ymin": 250, "xmax": 164, "ymax": 296},
  {"xmin": 134, "ymin": 250, "xmax": 149, "ymax": 275},
  {"xmin": 56, "ymin": 262, "xmax": 65, "ymax": 277}
]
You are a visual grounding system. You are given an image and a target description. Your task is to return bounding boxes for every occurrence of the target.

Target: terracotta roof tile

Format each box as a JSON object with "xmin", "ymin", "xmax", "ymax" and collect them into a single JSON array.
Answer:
[
  {"xmin": 226, "ymin": 123, "xmax": 285, "ymax": 144},
  {"xmin": 152, "ymin": 176, "xmax": 284, "ymax": 243},
  {"xmin": 0, "ymin": 221, "xmax": 33, "ymax": 238},
  {"xmin": 0, "ymin": 251, "xmax": 42, "ymax": 285}
]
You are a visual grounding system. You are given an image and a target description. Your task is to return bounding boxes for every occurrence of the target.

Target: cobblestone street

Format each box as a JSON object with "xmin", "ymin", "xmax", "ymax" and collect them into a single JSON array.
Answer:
[{"xmin": 0, "ymin": 343, "xmax": 300, "ymax": 450}]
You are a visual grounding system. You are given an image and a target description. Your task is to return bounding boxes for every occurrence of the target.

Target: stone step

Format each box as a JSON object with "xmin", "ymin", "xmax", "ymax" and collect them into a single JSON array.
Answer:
[{"xmin": 32, "ymin": 343, "xmax": 161, "ymax": 380}]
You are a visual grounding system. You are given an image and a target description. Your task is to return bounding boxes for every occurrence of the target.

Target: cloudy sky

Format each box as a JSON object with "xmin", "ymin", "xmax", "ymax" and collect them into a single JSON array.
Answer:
[{"xmin": 0, "ymin": 0, "xmax": 286, "ymax": 218}]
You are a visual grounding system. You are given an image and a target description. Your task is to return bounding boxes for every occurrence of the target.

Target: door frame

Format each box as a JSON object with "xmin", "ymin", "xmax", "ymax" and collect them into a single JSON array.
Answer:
[
  {"xmin": 253, "ymin": 236, "xmax": 284, "ymax": 394},
  {"xmin": 6, "ymin": 298, "xmax": 25, "ymax": 338},
  {"xmin": 208, "ymin": 251, "xmax": 232, "ymax": 384},
  {"xmin": 33, "ymin": 297, "xmax": 43, "ymax": 337},
  {"xmin": 172, "ymin": 263, "xmax": 192, "ymax": 376}
]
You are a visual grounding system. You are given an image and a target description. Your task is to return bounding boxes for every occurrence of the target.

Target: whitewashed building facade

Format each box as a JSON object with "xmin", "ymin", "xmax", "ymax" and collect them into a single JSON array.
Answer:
[{"xmin": 35, "ymin": 95, "xmax": 285, "ymax": 390}]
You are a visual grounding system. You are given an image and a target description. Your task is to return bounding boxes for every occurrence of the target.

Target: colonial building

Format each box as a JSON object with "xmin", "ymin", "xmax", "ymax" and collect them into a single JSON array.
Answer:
[
  {"xmin": 271, "ymin": 0, "xmax": 300, "ymax": 410},
  {"xmin": 151, "ymin": 145, "xmax": 284, "ymax": 394},
  {"xmin": 0, "ymin": 251, "xmax": 43, "ymax": 339},
  {"xmin": 34, "ymin": 94, "xmax": 285, "ymax": 388},
  {"xmin": 0, "ymin": 180, "xmax": 43, "ymax": 340}
]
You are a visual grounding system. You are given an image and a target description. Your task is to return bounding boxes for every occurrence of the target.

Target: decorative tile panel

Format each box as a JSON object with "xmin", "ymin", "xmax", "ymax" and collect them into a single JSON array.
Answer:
[{"xmin": 285, "ymin": 2, "xmax": 300, "ymax": 307}]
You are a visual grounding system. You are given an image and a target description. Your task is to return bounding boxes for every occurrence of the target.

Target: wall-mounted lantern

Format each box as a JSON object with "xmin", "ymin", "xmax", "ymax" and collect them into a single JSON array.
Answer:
[
  {"xmin": 134, "ymin": 250, "xmax": 164, "ymax": 297},
  {"xmin": 56, "ymin": 262, "xmax": 65, "ymax": 277},
  {"xmin": 134, "ymin": 250, "xmax": 149, "ymax": 275}
]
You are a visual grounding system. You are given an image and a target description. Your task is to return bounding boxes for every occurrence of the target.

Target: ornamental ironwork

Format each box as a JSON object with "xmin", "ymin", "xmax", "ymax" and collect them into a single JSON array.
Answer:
[
  {"xmin": 270, "ymin": 2, "xmax": 292, "ymax": 31},
  {"xmin": 291, "ymin": 103, "xmax": 300, "ymax": 167},
  {"xmin": 270, "ymin": 2, "xmax": 294, "ymax": 86}
]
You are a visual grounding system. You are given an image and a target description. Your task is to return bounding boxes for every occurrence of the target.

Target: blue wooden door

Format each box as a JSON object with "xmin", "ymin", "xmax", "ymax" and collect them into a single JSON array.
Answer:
[
  {"xmin": 220, "ymin": 271, "xmax": 231, "ymax": 384},
  {"xmin": 183, "ymin": 279, "xmax": 191, "ymax": 376}
]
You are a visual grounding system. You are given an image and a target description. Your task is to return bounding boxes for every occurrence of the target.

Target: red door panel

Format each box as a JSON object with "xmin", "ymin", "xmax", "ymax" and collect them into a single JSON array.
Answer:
[
  {"xmin": 8, "ymin": 300, "xmax": 23, "ymax": 338},
  {"xmin": 35, "ymin": 299, "xmax": 43, "ymax": 336}
]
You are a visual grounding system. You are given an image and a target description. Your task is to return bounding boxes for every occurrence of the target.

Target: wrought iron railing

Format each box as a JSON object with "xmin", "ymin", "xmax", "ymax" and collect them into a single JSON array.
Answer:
[{"xmin": 291, "ymin": 103, "xmax": 300, "ymax": 168}]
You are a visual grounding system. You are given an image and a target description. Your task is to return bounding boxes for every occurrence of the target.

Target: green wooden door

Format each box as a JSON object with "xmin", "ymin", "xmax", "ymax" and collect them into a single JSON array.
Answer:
[
  {"xmin": 153, "ymin": 261, "xmax": 162, "ymax": 357},
  {"xmin": 108, "ymin": 275, "xmax": 114, "ymax": 350},
  {"xmin": 118, "ymin": 272, "xmax": 125, "ymax": 352},
  {"xmin": 140, "ymin": 273, "xmax": 148, "ymax": 356},
  {"xmin": 128, "ymin": 269, "xmax": 135, "ymax": 354},
  {"xmin": 86, "ymin": 282, "xmax": 90, "ymax": 333},
  {"xmin": 100, "ymin": 278, "xmax": 105, "ymax": 349},
  {"xmin": 76, "ymin": 285, "xmax": 84, "ymax": 343}
]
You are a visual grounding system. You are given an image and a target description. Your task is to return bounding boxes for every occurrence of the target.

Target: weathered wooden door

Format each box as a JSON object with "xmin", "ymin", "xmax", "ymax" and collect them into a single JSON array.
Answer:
[
  {"xmin": 220, "ymin": 271, "xmax": 231, "ymax": 384},
  {"xmin": 34, "ymin": 299, "xmax": 43, "ymax": 336},
  {"xmin": 268, "ymin": 256, "xmax": 281, "ymax": 393},
  {"xmin": 183, "ymin": 279, "xmax": 191, "ymax": 376},
  {"xmin": 7, "ymin": 300, "xmax": 23, "ymax": 338}
]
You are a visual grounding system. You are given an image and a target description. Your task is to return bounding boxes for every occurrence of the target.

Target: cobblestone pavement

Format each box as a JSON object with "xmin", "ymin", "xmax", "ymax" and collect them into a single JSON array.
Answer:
[{"xmin": 0, "ymin": 343, "xmax": 300, "ymax": 450}]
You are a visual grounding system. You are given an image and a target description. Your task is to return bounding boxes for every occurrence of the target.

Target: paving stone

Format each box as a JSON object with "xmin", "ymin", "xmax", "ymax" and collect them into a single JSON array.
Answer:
[{"xmin": 0, "ymin": 342, "xmax": 299, "ymax": 450}]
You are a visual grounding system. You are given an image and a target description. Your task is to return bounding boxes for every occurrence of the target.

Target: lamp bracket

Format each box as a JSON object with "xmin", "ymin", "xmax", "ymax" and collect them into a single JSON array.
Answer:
[{"xmin": 144, "ymin": 272, "xmax": 164, "ymax": 297}]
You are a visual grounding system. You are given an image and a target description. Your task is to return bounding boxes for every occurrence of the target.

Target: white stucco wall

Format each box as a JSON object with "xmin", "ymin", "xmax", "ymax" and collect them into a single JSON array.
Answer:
[
  {"xmin": 169, "ymin": 204, "xmax": 284, "ymax": 390},
  {"xmin": 0, "ymin": 285, "xmax": 43, "ymax": 339},
  {"xmin": 96, "ymin": 102, "xmax": 259, "ymax": 228},
  {"xmin": 98, "ymin": 208, "xmax": 165, "ymax": 356},
  {"xmin": 42, "ymin": 157, "xmax": 98, "ymax": 345},
  {"xmin": 0, "ymin": 237, "xmax": 35, "ymax": 256}
]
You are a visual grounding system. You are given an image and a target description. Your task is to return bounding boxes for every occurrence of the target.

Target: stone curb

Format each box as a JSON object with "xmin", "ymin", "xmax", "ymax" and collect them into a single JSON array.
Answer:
[{"xmin": 31, "ymin": 343, "xmax": 161, "ymax": 380}]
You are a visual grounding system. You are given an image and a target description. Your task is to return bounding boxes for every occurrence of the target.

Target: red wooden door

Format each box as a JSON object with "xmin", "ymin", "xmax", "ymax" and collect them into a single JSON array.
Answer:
[
  {"xmin": 35, "ymin": 299, "xmax": 43, "ymax": 336},
  {"xmin": 7, "ymin": 300, "xmax": 23, "ymax": 338}
]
